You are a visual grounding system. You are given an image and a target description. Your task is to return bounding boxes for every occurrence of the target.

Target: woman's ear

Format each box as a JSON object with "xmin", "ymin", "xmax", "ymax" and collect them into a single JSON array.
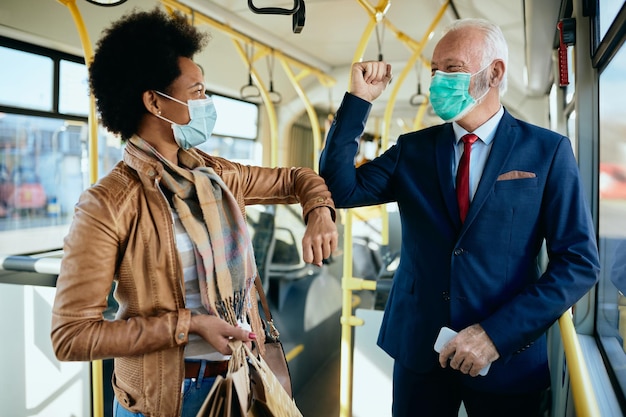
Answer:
[{"xmin": 142, "ymin": 90, "xmax": 161, "ymax": 116}]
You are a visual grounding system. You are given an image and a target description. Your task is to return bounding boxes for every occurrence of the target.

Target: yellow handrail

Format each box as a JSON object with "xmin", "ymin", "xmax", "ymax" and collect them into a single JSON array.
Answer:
[
  {"xmin": 54, "ymin": 2, "xmax": 103, "ymax": 417},
  {"xmin": 558, "ymin": 311, "xmax": 601, "ymax": 417},
  {"xmin": 55, "ymin": 0, "xmax": 98, "ymax": 186}
]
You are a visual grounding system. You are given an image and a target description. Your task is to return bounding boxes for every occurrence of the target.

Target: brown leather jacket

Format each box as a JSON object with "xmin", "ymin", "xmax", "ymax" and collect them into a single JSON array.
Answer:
[{"xmin": 51, "ymin": 140, "xmax": 335, "ymax": 416}]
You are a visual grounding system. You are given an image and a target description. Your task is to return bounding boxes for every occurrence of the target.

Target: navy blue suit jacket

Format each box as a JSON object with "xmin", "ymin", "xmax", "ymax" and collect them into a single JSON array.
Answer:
[{"xmin": 319, "ymin": 93, "xmax": 600, "ymax": 393}]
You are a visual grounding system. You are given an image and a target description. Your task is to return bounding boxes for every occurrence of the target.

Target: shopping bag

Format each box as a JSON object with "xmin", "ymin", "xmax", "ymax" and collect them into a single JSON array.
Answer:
[
  {"xmin": 245, "ymin": 344, "xmax": 302, "ymax": 417},
  {"xmin": 197, "ymin": 341, "xmax": 250, "ymax": 417}
]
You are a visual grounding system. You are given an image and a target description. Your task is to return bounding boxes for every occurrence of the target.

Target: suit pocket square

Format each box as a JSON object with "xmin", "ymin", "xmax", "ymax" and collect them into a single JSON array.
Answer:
[{"xmin": 497, "ymin": 170, "xmax": 536, "ymax": 181}]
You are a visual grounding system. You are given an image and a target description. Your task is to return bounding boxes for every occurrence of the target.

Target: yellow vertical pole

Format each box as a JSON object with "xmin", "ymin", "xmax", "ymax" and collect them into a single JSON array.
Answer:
[
  {"xmin": 55, "ymin": 1, "xmax": 103, "ymax": 417},
  {"xmin": 338, "ymin": 2, "xmax": 450, "ymax": 416},
  {"xmin": 56, "ymin": 0, "xmax": 98, "ymax": 185},
  {"xmin": 340, "ymin": 3, "xmax": 390, "ymax": 416},
  {"xmin": 339, "ymin": 209, "xmax": 356, "ymax": 417}
]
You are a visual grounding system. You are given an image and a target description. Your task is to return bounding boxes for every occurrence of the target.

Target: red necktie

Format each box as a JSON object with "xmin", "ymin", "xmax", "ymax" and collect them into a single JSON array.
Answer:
[{"xmin": 456, "ymin": 133, "xmax": 478, "ymax": 222}]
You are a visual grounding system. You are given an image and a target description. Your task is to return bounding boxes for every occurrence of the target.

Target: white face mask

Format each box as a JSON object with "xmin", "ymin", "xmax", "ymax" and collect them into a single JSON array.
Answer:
[{"xmin": 154, "ymin": 91, "xmax": 218, "ymax": 150}]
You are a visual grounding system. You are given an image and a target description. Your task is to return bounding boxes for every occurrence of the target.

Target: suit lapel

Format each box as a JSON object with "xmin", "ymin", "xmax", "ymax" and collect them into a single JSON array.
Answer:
[
  {"xmin": 463, "ymin": 111, "xmax": 519, "ymax": 228},
  {"xmin": 435, "ymin": 124, "xmax": 461, "ymax": 225}
]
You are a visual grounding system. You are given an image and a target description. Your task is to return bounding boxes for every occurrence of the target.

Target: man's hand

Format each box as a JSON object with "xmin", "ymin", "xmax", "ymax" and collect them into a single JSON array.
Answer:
[
  {"xmin": 438, "ymin": 324, "xmax": 500, "ymax": 377},
  {"xmin": 302, "ymin": 207, "xmax": 338, "ymax": 266},
  {"xmin": 350, "ymin": 61, "xmax": 393, "ymax": 102},
  {"xmin": 190, "ymin": 314, "xmax": 256, "ymax": 355}
]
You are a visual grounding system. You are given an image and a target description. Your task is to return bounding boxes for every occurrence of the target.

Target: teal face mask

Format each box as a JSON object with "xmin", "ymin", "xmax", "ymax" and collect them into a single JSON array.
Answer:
[
  {"xmin": 429, "ymin": 66, "xmax": 489, "ymax": 122},
  {"xmin": 155, "ymin": 91, "xmax": 217, "ymax": 150}
]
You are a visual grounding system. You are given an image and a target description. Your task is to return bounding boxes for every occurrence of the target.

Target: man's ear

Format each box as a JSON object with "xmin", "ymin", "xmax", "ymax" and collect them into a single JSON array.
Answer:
[
  {"xmin": 491, "ymin": 60, "xmax": 506, "ymax": 88},
  {"xmin": 142, "ymin": 90, "xmax": 161, "ymax": 116}
]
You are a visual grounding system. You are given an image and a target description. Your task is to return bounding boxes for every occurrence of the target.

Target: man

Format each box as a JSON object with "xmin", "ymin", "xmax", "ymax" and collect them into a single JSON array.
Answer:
[{"xmin": 319, "ymin": 18, "xmax": 599, "ymax": 417}]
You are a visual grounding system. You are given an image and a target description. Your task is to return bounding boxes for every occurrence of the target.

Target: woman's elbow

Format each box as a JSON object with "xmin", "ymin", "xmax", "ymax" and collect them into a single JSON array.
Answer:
[{"xmin": 50, "ymin": 320, "xmax": 90, "ymax": 362}]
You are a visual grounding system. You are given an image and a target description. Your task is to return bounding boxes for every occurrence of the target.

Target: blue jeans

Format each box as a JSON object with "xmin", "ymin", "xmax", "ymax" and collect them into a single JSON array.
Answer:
[{"xmin": 113, "ymin": 372, "xmax": 217, "ymax": 417}]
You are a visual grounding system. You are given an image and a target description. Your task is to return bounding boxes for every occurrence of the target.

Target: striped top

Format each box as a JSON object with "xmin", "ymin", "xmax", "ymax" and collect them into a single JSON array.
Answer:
[
  {"xmin": 171, "ymin": 209, "xmax": 250, "ymax": 360},
  {"xmin": 171, "ymin": 209, "xmax": 226, "ymax": 360}
]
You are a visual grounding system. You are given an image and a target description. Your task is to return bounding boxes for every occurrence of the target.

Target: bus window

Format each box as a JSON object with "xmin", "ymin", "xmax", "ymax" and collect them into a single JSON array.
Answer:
[
  {"xmin": 0, "ymin": 37, "xmax": 260, "ymax": 254},
  {"xmin": 0, "ymin": 38, "xmax": 124, "ymax": 254},
  {"xmin": 196, "ymin": 94, "xmax": 261, "ymax": 165},
  {"xmin": 0, "ymin": 113, "xmax": 122, "ymax": 241},
  {"xmin": 567, "ymin": 110, "xmax": 577, "ymax": 156},
  {"xmin": 599, "ymin": 0, "xmax": 624, "ymax": 40},
  {"xmin": 59, "ymin": 59, "xmax": 89, "ymax": 116},
  {"xmin": 0, "ymin": 46, "xmax": 53, "ymax": 111},
  {"xmin": 597, "ymin": 40, "xmax": 626, "ymax": 398},
  {"xmin": 212, "ymin": 95, "xmax": 258, "ymax": 139}
]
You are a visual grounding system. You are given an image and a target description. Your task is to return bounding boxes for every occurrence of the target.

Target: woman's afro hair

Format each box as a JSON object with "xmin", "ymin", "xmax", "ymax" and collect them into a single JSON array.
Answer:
[{"xmin": 89, "ymin": 7, "xmax": 209, "ymax": 140}]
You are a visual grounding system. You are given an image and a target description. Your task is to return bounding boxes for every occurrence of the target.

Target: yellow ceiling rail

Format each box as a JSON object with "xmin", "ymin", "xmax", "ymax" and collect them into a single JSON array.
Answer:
[
  {"xmin": 380, "ymin": 0, "xmax": 449, "ymax": 152},
  {"xmin": 54, "ymin": 3, "xmax": 102, "ymax": 417},
  {"xmin": 230, "ymin": 40, "xmax": 280, "ymax": 167},
  {"xmin": 161, "ymin": 0, "xmax": 336, "ymax": 169},
  {"xmin": 280, "ymin": 61, "xmax": 323, "ymax": 171},
  {"xmin": 382, "ymin": 18, "xmax": 422, "ymax": 52},
  {"xmin": 356, "ymin": 0, "xmax": 391, "ymax": 20},
  {"xmin": 160, "ymin": 0, "xmax": 335, "ymax": 88},
  {"xmin": 351, "ymin": 0, "xmax": 391, "ymax": 65}
]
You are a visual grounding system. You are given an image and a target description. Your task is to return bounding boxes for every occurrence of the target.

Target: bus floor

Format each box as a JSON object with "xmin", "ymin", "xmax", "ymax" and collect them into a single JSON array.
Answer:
[
  {"xmin": 292, "ymin": 350, "xmax": 471, "ymax": 417},
  {"xmin": 294, "ymin": 349, "xmax": 341, "ymax": 416}
]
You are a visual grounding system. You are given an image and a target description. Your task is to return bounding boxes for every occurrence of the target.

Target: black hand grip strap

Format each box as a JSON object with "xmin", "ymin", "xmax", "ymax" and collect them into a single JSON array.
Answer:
[{"xmin": 248, "ymin": 0, "xmax": 300, "ymax": 15}]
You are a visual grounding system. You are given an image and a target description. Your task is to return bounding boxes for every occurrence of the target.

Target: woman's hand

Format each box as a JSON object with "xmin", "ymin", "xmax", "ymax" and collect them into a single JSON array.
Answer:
[
  {"xmin": 302, "ymin": 207, "xmax": 339, "ymax": 266},
  {"xmin": 189, "ymin": 314, "xmax": 256, "ymax": 355}
]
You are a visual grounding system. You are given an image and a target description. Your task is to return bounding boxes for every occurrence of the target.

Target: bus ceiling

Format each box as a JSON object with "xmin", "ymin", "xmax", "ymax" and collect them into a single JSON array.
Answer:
[{"xmin": 524, "ymin": 0, "xmax": 566, "ymax": 96}]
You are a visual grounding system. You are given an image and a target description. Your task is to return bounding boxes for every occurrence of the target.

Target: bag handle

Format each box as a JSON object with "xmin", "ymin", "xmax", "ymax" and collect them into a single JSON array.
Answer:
[{"xmin": 254, "ymin": 275, "xmax": 280, "ymax": 341}]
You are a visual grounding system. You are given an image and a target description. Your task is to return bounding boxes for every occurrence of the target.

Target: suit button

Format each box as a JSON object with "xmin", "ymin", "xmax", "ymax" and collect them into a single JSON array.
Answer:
[
  {"xmin": 442, "ymin": 291, "xmax": 451, "ymax": 301},
  {"xmin": 454, "ymin": 248, "xmax": 464, "ymax": 256}
]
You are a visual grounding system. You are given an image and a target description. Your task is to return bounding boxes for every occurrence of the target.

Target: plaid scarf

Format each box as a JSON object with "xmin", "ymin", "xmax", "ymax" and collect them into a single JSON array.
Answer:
[{"xmin": 128, "ymin": 137, "xmax": 256, "ymax": 326}]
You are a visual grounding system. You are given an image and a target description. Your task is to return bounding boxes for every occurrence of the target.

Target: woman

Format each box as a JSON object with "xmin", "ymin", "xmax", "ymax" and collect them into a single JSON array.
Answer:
[{"xmin": 51, "ymin": 7, "xmax": 337, "ymax": 417}]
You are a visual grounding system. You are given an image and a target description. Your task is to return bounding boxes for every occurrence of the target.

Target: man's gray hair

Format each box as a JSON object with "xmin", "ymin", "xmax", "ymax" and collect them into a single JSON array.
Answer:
[{"xmin": 444, "ymin": 18, "xmax": 509, "ymax": 95}]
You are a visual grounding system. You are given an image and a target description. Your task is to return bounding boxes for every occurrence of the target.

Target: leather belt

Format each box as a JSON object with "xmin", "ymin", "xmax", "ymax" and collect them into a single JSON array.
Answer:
[{"xmin": 184, "ymin": 360, "xmax": 229, "ymax": 379}]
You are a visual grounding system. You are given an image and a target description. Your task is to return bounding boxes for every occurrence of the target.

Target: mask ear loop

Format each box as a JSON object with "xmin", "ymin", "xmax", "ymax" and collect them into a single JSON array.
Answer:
[{"xmin": 240, "ymin": 42, "xmax": 261, "ymax": 101}]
